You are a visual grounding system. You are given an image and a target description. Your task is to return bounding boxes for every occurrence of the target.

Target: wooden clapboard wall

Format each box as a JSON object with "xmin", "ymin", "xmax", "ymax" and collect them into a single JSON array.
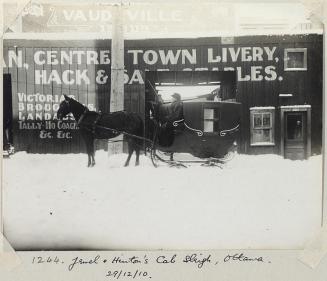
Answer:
[
  {"xmin": 3, "ymin": 40, "xmax": 112, "ymax": 153},
  {"xmin": 3, "ymin": 34, "xmax": 323, "ymax": 155},
  {"xmin": 124, "ymin": 34, "xmax": 323, "ymax": 155}
]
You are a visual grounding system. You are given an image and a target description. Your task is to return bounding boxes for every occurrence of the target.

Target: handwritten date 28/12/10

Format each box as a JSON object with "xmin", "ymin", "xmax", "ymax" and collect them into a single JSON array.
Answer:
[{"xmin": 106, "ymin": 269, "xmax": 151, "ymax": 280}]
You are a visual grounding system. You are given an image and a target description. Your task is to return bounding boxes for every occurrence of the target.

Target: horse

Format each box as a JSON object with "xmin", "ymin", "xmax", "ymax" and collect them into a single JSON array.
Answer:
[{"xmin": 57, "ymin": 95, "xmax": 144, "ymax": 167}]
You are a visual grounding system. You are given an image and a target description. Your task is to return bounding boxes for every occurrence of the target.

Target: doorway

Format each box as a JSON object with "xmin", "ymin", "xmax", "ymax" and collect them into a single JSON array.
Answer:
[
  {"xmin": 3, "ymin": 74, "xmax": 13, "ymax": 150},
  {"xmin": 144, "ymin": 70, "xmax": 237, "ymax": 140},
  {"xmin": 280, "ymin": 106, "xmax": 311, "ymax": 160}
]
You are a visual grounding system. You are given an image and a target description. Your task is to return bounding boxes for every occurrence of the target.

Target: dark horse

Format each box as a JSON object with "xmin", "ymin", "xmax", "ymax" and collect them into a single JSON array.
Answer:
[{"xmin": 57, "ymin": 95, "xmax": 143, "ymax": 167}]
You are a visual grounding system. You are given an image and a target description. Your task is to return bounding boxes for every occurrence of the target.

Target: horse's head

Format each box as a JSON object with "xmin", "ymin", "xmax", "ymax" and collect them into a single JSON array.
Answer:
[{"xmin": 57, "ymin": 95, "xmax": 72, "ymax": 119}]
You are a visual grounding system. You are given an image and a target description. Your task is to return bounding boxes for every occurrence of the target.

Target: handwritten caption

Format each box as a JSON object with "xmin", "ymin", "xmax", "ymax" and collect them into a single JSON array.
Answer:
[{"xmin": 31, "ymin": 252, "xmax": 270, "ymax": 279}]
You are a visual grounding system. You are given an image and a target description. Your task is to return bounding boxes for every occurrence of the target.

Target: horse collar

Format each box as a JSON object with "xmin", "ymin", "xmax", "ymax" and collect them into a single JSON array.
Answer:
[{"xmin": 77, "ymin": 107, "xmax": 89, "ymax": 125}]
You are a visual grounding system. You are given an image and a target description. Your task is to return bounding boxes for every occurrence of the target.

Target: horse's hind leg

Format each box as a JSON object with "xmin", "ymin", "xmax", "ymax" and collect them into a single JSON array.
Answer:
[
  {"xmin": 91, "ymin": 152, "xmax": 95, "ymax": 167},
  {"xmin": 90, "ymin": 142, "xmax": 95, "ymax": 167},
  {"xmin": 124, "ymin": 141, "xmax": 133, "ymax": 167},
  {"xmin": 86, "ymin": 144, "xmax": 92, "ymax": 167},
  {"xmin": 87, "ymin": 150, "xmax": 95, "ymax": 167},
  {"xmin": 135, "ymin": 147, "xmax": 140, "ymax": 166},
  {"xmin": 87, "ymin": 154, "xmax": 92, "ymax": 167}
]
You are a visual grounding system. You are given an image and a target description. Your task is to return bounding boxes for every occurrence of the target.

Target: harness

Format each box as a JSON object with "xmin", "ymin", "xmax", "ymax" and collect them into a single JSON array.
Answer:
[
  {"xmin": 76, "ymin": 107, "xmax": 148, "ymax": 143},
  {"xmin": 77, "ymin": 106, "xmax": 102, "ymax": 134},
  {"xmin": 77, "ymin": 107, "xmax": 89, "ymax": 125},
  {"xmin": 76, "ymin": 105, "xmax": 239, "ymax": 148},
  {"xmin": 92, "ymin": 114, "xmax": 102, "ymax": 133}
]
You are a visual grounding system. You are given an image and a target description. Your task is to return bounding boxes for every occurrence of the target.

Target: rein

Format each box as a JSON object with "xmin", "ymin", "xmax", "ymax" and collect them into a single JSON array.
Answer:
[
  {"xmin": 67, "ymin": 100, "xmax": 238, "ymax": 149},
  {"xmin": 90, "ymin": 124, "xmax": 154, "ymax": 144},
  {"xmin": 76, "ymin": 113, "xmax": 153, "ymax": 144}
]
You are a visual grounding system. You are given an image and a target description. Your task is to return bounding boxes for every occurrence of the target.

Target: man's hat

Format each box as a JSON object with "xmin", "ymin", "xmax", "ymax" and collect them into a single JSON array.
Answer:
[{"xmin": 172, "ymin": 93, "xmax": 181, "ymax": 100}]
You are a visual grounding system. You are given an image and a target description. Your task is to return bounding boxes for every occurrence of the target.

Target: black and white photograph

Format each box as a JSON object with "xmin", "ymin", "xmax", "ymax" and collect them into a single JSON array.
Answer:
[{"xmin": 1, "ymin": 0, "xmax": 325, "ymax": 253}]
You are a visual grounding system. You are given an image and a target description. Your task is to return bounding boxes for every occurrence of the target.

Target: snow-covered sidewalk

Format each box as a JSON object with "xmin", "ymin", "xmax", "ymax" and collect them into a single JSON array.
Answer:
[{"xmin": 2, "ymin": 151, "xmax": 323, "ymax": 250}]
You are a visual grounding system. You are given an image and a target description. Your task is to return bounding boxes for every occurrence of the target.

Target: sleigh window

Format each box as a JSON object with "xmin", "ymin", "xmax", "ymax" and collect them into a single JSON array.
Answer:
[
  {"xmin": 203, "ymin": 108, "xmax": 220, "ymax": 133},
  {"xmin": 250, "ymin": 107, "xmax": 275, "ymax": 146}
]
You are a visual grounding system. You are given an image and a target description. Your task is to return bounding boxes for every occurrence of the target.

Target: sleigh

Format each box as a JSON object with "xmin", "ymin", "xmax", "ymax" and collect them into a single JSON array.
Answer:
[
  {"xmin": 57, "ymin": 95, "xmax": 240, "ymax": 168},
  {"xmin": 148, "ymin": 100, "xmax": 241, "ymax": 167}
]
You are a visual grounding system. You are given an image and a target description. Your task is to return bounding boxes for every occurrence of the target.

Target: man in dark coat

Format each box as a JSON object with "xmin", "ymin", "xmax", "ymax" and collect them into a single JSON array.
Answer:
[
  {"xmin": 160, "ymin": 93, "xmax": 184, "ymax": 161},
  {"xmin": 165, "ymin": 93, "xmax": 184, "ymax": 122}
]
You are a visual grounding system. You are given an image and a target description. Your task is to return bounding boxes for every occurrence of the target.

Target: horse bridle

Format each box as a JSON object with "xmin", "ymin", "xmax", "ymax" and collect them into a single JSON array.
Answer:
[{"xmin": 64, "ymin": 98, "xmax": 89, "ymax": 125}]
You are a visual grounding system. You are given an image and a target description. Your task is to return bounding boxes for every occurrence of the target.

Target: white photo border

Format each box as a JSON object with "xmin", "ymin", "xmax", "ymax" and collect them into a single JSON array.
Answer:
[{"xmin": 0, "ymin": 0, "xmax": 327, "ymax": 279}]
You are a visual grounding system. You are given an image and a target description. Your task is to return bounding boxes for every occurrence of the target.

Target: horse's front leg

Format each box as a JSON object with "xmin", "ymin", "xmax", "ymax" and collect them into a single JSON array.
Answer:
[{"xmin": 85, "ymin": 135, "xmax": 95, "ymax": 167}]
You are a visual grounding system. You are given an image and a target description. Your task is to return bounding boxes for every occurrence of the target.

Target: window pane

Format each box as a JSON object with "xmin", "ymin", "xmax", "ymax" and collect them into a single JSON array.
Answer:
[
  {"xmin": 262, "ymin": 114, "xmax": 271, "ymax": 127},
  {"xmin": 204, "ymin": 108, "xmax": 214, "ymax": 119},
  {"xmin": 262, "ymin": 129, "xmax": 271, "ymax": 142},
  {"xmin": 204, "ymin": 120, "xmax": 214, "ymax": 132},
  {"xmin": 252, "ymin": 129, "xmax": 263, "ymax": 143},
  {"xmin": 286, "ymin": 51, "xmax": 305, "ymax": 69},
  {"xmin": 254, "ymin": 114, "xmax": 262, "ymax": 128},
  {"xmin": 253, "ymin": 129, "xmax": 272, "ymax": 143}
]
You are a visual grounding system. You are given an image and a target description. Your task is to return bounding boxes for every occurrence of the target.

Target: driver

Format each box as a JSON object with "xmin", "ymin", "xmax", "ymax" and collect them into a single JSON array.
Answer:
[
  {"xmin": 164, "ymin": 93, "xmax": 184, "ymax": 123},
  {"xmin": 162, "ymin": 93, "xmax": 184, "ymax": 161}
]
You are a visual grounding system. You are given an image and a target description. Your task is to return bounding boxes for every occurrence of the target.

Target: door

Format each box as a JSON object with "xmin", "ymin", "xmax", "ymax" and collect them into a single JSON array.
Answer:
[
  {"xmin": 3, "ymin": 74, "xmax": 13, "ymax": 148},
  {"xmin": 284, "ymin": 112, "xmax": 307, "ymax": 160}
]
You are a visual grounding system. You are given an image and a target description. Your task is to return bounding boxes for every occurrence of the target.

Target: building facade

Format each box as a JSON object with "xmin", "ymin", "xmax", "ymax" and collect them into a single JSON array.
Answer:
[{"xmin": 3, "ymin": 33, "xmax": 323, "ymax": 159}]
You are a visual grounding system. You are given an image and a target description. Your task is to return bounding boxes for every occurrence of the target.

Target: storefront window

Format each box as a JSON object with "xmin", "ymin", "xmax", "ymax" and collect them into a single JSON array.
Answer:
[{"xmin": 250, "ymin": 108, "xmax": 275, "ymax": 145}]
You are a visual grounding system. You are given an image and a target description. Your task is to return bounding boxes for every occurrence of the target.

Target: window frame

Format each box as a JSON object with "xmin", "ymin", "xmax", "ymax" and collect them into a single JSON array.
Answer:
[
  {"xmin": 202, "ymin": 106, "xmax": 221, "ymax": 134},
  {"xmin": 250, "ymin": 107, "xmax": 275, "ymax": 146},
  {"xmin": 284, "ymin": 48, "xmax": 307, "ymax": 71}
]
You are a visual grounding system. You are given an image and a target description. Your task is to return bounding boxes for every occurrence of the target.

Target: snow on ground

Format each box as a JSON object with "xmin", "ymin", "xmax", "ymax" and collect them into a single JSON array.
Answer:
[{"xmin": 2, "ymin": 151, "xmax": 323, "ymax": 250}]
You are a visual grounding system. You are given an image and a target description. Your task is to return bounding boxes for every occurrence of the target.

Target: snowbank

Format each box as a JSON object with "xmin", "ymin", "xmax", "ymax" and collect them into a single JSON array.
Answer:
[{"xmin": 2, "ymin": 151, "xmax": 323, "ymax": 250}]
